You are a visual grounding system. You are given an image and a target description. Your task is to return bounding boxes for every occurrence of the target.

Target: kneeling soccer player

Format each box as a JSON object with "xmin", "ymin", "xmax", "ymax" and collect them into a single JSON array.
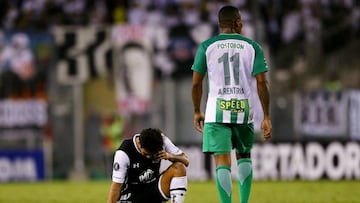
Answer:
[{"xmin": 107, "ymin": 128, "xmax": 189, "ymax": 203}]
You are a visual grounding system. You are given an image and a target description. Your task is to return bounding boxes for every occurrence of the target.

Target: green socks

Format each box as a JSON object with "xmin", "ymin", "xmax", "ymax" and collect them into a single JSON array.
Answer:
[
  {"xmin": 237, "ymin": 158, "xmax": 253, "ymax": 203},
  {"xmin": 215, "ymin": 165, "xmax": 232, "ymax": 203},
  {"xmin": 215, "ymin": 159, "xmax": 253, "ymax": 203}
]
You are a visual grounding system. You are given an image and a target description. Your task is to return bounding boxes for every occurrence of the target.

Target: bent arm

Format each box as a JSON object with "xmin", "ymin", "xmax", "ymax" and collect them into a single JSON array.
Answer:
[
  {"xmin": 107, "ymin": 182, "xmax": 123, "ymax": 203},
  {"xmin": 169, "ymin": 153, "xmax": 189, "ymax": 167},
  {"xmin": 161, "ymin": 136, "xmax": 190, "ymax": 166},
  {"xmin": 157, "ymin": 151, "xmax": 189, "ymax": 167}
]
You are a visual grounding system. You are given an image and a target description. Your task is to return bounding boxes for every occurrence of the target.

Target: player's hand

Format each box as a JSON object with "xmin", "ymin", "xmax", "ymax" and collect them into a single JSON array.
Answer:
[
  {"xmin": 261, "ymin": 117, "xmax": 272, "ymax": 141},
  {"xmin": 156, "ymin": 150, "xmax": 171, "ymax": 160},
  {"xmin": 193, "ymin": 112, "xmax": 205, "ymax": 133}
]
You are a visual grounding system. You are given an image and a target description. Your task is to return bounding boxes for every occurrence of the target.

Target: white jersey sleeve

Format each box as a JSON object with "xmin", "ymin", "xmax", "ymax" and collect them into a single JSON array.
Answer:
[
  {"xmin": 112, "ymin": 150, "xmax": 130, "ymax": 183},
  {"xmin": 162, "ymin": 134, "xmax": 183, "ymax": 155}
]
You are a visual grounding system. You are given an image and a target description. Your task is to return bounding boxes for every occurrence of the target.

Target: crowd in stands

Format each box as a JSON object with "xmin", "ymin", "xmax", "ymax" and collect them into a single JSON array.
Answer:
[
  {"xmin": 1, "ymin": 0, "xmax": 358, "ymax": 40},
  {"xmin": 0, "ymin": 0, "xmax": 359, "ymax": 89}
]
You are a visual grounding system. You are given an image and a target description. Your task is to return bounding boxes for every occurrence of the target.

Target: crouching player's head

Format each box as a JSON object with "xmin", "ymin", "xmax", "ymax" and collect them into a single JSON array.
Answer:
[{"xmin": 139, "ymin": 128, "xmax": 164, "ymax": 159}]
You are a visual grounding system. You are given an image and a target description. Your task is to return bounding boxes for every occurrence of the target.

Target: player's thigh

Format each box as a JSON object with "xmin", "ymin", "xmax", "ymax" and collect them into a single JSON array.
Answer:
[
  {"xmin": 232, "ymin": 123, "xmax": 254, "ymax": 154},
  {"xmin": 203, "ymin": 123, "xmax": 232, "ymax": 153}
]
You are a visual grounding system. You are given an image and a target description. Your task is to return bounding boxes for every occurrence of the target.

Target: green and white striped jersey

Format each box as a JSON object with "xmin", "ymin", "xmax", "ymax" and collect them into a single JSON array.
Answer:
[{"xmin": 192, "ymin": 33, "xmax": 268, "ymax": 124}]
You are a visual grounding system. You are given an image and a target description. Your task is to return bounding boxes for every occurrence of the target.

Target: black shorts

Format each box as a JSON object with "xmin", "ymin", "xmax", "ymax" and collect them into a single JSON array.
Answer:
[{"xmin": 119, "ymin": 176, "xmax": 168, "ymax": 203}]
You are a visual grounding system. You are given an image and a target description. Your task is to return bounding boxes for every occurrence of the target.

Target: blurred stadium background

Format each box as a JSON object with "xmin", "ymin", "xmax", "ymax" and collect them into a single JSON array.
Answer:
[{"xmin": 0, "ymin": 0, "xmax": 359, "ymax": 191}]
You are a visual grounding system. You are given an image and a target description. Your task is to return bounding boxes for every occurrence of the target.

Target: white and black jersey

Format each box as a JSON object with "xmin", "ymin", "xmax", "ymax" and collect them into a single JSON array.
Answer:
[{"xmin": 112, "ymin": 134, "xmax": 183, "ymax": 203}]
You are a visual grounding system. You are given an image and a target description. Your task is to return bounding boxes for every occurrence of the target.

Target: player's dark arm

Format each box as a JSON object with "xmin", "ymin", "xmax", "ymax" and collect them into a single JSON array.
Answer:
[
  {"xmin": 255, "ymin": 72, "xmax": 272, "ymax": 141},
  {"xmin": 107, "ymin": 182, "xmax": 123, "ymax": 203},
  {"xmin": 255, "ymin": 72, "xmax": 270, "ymax": 118},
  {"xmin": 192, "ymin": 71, "xmax": 205, "ymax": 132},
  {"xmin": 170, "ymin": 153, "xmax": 189, "ymax": 167},
  {"xmin": 192, "ymin": 72, "xmax": 204, "ymax": 113},
  {"xmin": 157, "ymin": 151, "xmax": 189, "ymax": 167}
]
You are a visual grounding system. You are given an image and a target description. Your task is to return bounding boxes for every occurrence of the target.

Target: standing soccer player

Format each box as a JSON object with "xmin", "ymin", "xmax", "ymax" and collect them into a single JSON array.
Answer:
[
  {"xmin": 107, "ymin": 128, "xmax": 189, "ymax": 203},
  {"xmin": 191, "ymin": 5, "xmax": 272, "ymax": 203}
]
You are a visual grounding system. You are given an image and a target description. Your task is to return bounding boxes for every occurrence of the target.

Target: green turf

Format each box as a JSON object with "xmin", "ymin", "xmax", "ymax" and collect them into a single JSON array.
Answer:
[{"xmin": 0, "ymin": 180, "xmax": 359, "ymax": 203}]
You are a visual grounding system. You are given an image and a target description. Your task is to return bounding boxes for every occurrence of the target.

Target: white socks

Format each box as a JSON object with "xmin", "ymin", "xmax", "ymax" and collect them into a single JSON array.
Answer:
[{"xmin": 170, "ymin": 176, "xmax": 187, "ymax": 203}]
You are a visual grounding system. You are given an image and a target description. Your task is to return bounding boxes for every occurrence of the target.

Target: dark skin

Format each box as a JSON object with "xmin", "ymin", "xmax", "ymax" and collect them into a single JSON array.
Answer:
[
  {"xmin": 192, "ymin": 12, "xmax": 272, "ymax": 166},
  {"xmin": 107, "ymin": 137, "xmax": 189, "ymax": 203}
]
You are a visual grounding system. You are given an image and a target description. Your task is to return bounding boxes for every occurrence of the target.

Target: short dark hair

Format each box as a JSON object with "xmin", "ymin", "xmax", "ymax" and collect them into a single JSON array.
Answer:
[
  {"xmin": 139, "ymin": 128, "xmax": 164, "ymax": 154},
  {"xmin": 218, "ymin": 5, "xmax": 241, "ymax": 28}
]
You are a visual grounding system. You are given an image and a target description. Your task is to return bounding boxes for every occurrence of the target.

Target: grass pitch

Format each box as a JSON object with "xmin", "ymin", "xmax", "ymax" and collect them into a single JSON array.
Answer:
[{"xmin": 0, "ymin": 180, "xmax": 359, "ymax": 203}]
